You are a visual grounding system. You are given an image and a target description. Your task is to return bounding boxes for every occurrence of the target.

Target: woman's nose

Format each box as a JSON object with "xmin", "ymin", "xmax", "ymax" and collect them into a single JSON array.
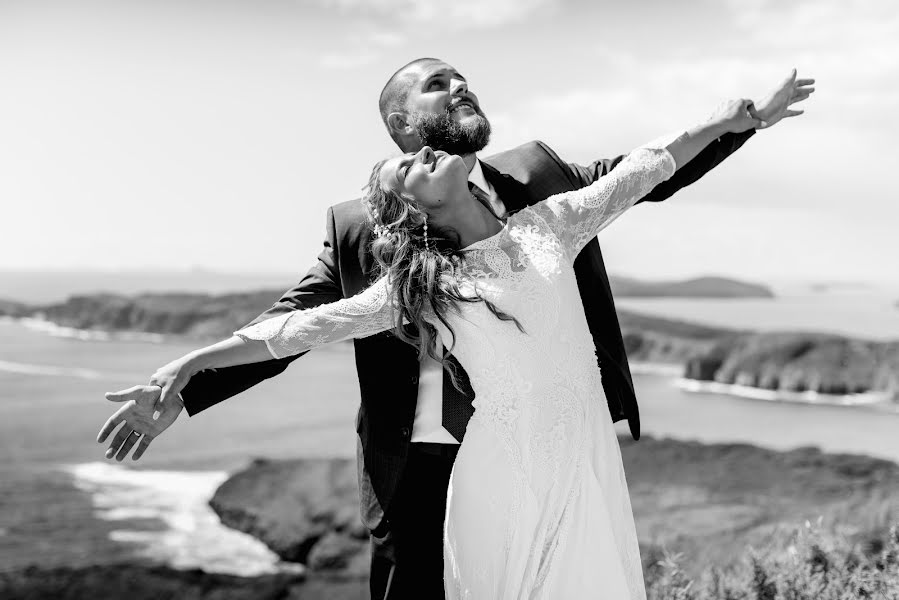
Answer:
[{"xmin": 418, "ymin": 146, "xmax": 433, "ymax": 163}]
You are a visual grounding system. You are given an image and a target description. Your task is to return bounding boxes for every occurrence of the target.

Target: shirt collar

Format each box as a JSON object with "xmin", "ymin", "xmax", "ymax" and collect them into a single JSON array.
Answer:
[{"xmin": 467, "ymin": 158, "xmax": 492, "ymax": 194}]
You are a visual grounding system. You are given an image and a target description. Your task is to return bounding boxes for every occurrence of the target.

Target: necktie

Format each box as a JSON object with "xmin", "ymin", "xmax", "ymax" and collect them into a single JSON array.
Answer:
[
  {"xmin": 442, "ymin": 352, "xmax": 475, "ymax": 442},
  {"xmin": 468, "ymin": 182, "xmax": 503, "ymax": 221},
  {"xmin": 441, "ymin": 182, "xmax": 494, "ymax": 442}
]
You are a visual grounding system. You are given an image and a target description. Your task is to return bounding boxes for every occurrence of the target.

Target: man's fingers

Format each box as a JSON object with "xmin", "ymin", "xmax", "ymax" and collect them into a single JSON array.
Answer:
[
  {"xmin": 795, "ymin": 78, "xmax": 815, "ymax": 86},
  {"xmin": 131, "ymin": 435, "xmax": 155, "ymax": 461},
  {"xmin": 783, "ymin": 109, "xmax": 804, "ymax": 118},
  {"xmin": 97, "ymin": 412, "xmax": 126, "ymax": 443}
]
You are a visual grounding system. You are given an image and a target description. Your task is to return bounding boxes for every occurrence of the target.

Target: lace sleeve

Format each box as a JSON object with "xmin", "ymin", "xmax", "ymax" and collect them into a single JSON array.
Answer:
[
  {"xmin": 234, "ymin": 277, "xmax": 394, "ymax": 359},
  {"xmin": 534, "ymin": 146, "xmax": 677, "ymax": 259}
]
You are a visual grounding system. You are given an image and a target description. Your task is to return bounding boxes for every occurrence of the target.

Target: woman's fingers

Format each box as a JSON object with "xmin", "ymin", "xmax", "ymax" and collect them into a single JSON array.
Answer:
[
  {"xmin": 97, "ymin": 410, "xmax": 126, "ymax": 443},
  {"xmin": 114, "ymin": 430, "xmax": 141, "ymax": 461},
  {"xmin": 132, "ymin": 434, "xmax": 155, "ymax": 461},
  {"xmin": 104, "ymin": 424, "xmax": 137, "ymax": 459}
]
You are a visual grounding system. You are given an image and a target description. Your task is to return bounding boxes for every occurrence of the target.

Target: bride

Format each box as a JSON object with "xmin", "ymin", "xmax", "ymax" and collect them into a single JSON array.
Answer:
[{"xmin": 126, "ymin": 100, "xmax": 759, "ymax": 598}]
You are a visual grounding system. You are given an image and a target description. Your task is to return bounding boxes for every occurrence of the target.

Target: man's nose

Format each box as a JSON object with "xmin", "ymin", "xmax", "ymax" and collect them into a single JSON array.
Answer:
[{"xmin": 450, "ymin": 78, "xmax": 468, "ymax": 96}]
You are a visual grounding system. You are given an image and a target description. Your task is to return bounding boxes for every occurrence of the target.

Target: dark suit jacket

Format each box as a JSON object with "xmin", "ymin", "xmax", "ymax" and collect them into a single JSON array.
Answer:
[{"xmin": 180, "ymin": 131, "xmax": 754, "ymax": 532}]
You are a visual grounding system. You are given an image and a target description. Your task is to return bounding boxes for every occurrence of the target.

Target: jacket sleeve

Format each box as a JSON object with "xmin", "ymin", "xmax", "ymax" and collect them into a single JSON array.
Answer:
[
  {"xmin": 533, "ymin": 147, "xmax": 676, "ymax": 260},
  {"xmin": 179, "ymin": 206, "xmax": 344, "ymax": 416},
  {"xmin": 562, "ymin": 129, "xmax": 755, "ymax": 204}
]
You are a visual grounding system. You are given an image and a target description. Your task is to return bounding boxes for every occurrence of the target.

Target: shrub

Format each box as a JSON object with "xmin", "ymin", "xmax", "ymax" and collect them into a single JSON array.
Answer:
[{"xmin": 646, "ymin": 518, "xmax": 899, "ymax": 599}]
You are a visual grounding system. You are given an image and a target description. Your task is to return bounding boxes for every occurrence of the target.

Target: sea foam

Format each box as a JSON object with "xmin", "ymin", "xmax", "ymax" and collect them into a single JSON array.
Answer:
[
  {"xmin": 0, "ymin": 359, "xmax": 106, "ymax": 380},
  {"xmin": 63, "ymin": 461, "xmax": 303, "ymax": 576}
]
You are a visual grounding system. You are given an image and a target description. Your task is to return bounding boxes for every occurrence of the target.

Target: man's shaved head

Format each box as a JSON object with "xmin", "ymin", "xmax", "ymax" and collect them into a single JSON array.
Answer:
[{"xmin": 379, "ymin": 57, "xmax": 443, "ymax": 143}]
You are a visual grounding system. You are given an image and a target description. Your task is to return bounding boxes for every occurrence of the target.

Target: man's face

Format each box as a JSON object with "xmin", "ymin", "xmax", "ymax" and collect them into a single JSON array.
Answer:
[{"xmin": 404, "ymin": 61, "xmax": 491, "ymax": 155}]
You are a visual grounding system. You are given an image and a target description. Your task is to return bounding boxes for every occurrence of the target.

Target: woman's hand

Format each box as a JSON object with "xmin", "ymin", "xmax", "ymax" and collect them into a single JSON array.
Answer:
[{"xmin": 707, "ymin": 98, "xmax": 764, "ymax": 134}]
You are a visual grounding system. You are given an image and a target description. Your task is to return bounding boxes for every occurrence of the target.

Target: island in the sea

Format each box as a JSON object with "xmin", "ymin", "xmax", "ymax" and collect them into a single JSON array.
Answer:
[{"xmin": 609, "ymin": 275, "xmax": 774, "ymax": 298}]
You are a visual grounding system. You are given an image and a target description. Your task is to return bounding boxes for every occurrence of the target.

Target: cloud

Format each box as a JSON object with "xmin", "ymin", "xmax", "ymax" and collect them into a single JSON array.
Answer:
[
  {"xmin": 316, "ymin": 26, "xmax": 405, "ymax": 70},
  {"xmin": 316, "ymin": 0, "xmax": 558, "ymax": 29}
]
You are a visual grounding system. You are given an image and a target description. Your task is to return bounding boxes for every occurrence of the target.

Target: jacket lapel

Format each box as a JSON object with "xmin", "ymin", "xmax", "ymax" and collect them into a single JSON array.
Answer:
[{"xmin": 479, "ymin": 160, "xmax": 531, "ymax": 213}]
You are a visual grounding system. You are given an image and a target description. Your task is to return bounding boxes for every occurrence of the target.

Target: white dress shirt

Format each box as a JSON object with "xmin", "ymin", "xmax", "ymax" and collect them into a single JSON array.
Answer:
[{"xmin": 410, "ymin": 158, "xmax": 506, "ymax": 444}]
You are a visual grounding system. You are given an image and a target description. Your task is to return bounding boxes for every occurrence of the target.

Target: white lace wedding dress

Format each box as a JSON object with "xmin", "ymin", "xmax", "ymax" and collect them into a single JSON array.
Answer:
[{"xmin": 236, "ymin": 145, "xmax": 677, "ymax": 599}]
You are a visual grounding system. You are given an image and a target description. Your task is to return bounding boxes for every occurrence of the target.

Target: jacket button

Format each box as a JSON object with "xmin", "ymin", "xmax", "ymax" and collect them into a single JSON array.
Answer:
[
  {"xmin": 400, "ymin": 427, "xmax": 411, "ymax": 439},
  {"xmin": 410, "ymin": 375, "xmax": 419, "ymax": 385}
]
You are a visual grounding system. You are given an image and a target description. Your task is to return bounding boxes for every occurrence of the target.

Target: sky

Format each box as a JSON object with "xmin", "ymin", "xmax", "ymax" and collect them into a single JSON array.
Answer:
[{"xmin": 1, "ymin": 0, "xmax": 897, "ymax": 287}]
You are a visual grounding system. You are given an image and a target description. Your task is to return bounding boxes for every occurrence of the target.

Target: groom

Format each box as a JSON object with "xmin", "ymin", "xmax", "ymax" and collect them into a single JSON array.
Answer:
[{"xmin": 99, "ymin": 58, "xmax": 813, "ymax": 598}]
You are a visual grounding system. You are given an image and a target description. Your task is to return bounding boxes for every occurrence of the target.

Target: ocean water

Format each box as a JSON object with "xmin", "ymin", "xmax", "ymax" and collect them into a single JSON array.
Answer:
[{"xmin": 2, "ymin": 289, "xmax": 898, "ymax": 575}]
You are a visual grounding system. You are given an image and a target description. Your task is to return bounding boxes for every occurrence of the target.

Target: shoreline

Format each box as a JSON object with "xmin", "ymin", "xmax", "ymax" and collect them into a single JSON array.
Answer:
[
  {"xmin": 631, "ymin": 361, "xmax": 898, "ymax": 409},
  {"xmin": 673, "ymin": 376, "xmax": 896, "ymax": 409},
  {"xmin": 59, "ymin": 461, "xmax": 304, "ymax": 577},
  {"xmin": 6, "ymin": 316, "xmax": 168, "ymax": 344}
]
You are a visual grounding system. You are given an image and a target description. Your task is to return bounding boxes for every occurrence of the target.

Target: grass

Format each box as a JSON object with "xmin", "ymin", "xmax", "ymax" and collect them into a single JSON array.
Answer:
[{"xmin": 646, "ymin": 518, "xmax": 899, "ymax": 599}]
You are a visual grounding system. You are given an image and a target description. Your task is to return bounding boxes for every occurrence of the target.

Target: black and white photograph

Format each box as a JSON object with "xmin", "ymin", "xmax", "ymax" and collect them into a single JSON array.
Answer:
[{"xmin": 1, "ymin": 0, "xmax": 898, "ymax": 598}]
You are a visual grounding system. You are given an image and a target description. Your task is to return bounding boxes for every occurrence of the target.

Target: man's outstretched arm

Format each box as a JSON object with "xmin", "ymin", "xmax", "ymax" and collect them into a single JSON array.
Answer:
[
  {"xmin": 565, "ymin": 69, "xmax": 814, "ymax": 202},
  {"xmin": 178, "ymin": 206, "xmax": 345, "ymax": 416},
  {"xmin": 97, "ymin": 206, "xmax": 346, "ymax": 461}
]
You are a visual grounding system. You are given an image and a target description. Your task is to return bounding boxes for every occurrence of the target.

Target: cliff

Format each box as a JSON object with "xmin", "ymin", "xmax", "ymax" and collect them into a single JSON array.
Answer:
[
  {"xmin": 3, "ymin": 290, "xmax": 286, "ymax": 338},
  {"xmin": 684, "ymin": 332, "xmax": 899, "ymax": 395}
]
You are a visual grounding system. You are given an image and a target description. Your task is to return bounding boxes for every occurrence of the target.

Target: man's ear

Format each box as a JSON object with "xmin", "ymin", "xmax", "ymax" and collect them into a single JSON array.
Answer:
[{"xmin": 387, "ymin": 112, "xmax": 414, "ymax": 138}]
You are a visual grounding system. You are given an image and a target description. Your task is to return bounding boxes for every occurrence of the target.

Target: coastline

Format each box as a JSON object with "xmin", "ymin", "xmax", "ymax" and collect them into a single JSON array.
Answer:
[
  {"xmin": 673, "ymin": 376, "xmax": 896, "ymax": 409},
  {"xmin": 10, "ymin": 316, "xmax": 167, "ymax": 344},
  {"xmin": 632, "ymin": 361, "xmax": 897, "ymax": 409}
]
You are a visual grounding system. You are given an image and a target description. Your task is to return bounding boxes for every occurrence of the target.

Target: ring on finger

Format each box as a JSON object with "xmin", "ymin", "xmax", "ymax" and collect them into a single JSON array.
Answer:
[{"xmin": 130, "ymin": 430, "xmax": 142, "ymax": 437}]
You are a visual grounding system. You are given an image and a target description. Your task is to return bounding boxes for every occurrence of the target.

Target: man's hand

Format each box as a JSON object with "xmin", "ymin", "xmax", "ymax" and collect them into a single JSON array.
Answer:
[
  {"xmin": 97, "ymin": 385, "xmax": 183, "ymax": 461},
  {"xmin": 750, "ymin": 68, "xmax": 815, "ymax": 129}
]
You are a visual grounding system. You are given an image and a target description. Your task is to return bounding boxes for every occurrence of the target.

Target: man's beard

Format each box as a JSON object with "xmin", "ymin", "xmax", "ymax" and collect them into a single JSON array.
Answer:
[{"xmin": 410, "ymin": 107, "xmax": 491, "ymax": 155}]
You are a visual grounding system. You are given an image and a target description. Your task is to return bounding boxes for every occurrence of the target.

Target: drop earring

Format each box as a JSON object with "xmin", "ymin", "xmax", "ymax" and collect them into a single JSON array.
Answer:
[{"xmin": 423, "ymin": 215, "xmax": 429, "ymax": 249}]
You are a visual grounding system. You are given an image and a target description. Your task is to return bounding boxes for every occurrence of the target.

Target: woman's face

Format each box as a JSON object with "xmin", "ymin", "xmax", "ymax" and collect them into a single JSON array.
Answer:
[{"xmin": 378, "ymin": 146, "xmax": 469, "ymax": 212}]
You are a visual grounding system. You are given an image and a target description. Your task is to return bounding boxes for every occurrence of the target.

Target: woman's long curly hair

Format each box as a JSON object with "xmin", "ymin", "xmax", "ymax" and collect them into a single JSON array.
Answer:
[{"xmin": 363, "ymin": 158, "xmax": 522, "ymax": 387}]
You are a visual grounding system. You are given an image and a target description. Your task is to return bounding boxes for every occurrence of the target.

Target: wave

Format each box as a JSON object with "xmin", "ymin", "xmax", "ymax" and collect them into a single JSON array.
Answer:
[
  {"xmin": 630, "ymin": 361, "xmax": 684, "ymax": 377},
  {"xmin": 0, "ymin": 359, "xmax": 106, "ymax": 380},
  {"xmin": 18, "ymin": 317, "xmax": 166, "ymax": 343},
  {"xmin": 675, "ymin": 378, "xmax": 894, "ymax": 408},
  {"xmin": 62, "ymin": 461, "xmax": 304, "ymax": 577}
]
